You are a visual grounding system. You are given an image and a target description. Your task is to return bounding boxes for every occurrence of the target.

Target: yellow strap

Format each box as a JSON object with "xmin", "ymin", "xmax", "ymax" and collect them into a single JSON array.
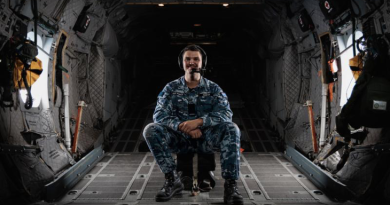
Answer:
[{"xmin": 13, "ymin": 57, "xmax": 43, "ymax": 89}]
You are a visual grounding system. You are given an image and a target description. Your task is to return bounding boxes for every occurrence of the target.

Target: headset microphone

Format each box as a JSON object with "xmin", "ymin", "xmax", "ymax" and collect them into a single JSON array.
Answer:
[
  {"xmin": 190, "ymin": 68, "xmax": 207, "ymax": 75},
  {"xmin": 190, "ymin": 68, "xmax": 201, "ymax": 74}
]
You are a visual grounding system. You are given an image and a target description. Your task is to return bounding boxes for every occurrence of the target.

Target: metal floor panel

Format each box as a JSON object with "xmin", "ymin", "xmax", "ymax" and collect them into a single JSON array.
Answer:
[
  {"xmin": 57, "ymin": 107, "xmax": 340, "ymax": 204},
  {"xmin": 57, "ymin": 151, "xmax": 340, "ymax": 205}
]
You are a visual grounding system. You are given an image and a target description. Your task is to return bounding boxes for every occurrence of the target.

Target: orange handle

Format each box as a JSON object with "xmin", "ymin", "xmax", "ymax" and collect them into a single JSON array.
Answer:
[
  {"xmin": 72, "ymin": 106, "xmax": 83, "ymax": 153},
  {"xmin": 307, "ymin": 104, "xmax": 319, "ymax": 153}
]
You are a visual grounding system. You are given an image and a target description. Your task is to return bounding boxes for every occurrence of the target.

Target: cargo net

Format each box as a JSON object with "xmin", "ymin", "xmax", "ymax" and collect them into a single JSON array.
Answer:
[
  {"xmin": 88, "ymin": 45, "xmax": 105, "ymax": 128},
  {"xmin": 285, "ymin": 51, "xmax": 323, "ymax": 154},
  {"xmin": 299, "ymin": 52, "xmax": 312, "ymax": 104},
  {"xmin": 281, "ymin": 21, "xmax": 301, "ymax": 119},
  {"xmin": 285, "ymin": 105, "xmax": 316, "ymax": 153},
  {"xmin": 76, "ymin": 53, "xmax": 102, "ymax": 154},
  {"xmin": 77, "ymin": 49, "xmax": 101, "ymax": 129},
  {"xmin": 284, "ymin": 52, "xmax": 312, "ymax": 136}
]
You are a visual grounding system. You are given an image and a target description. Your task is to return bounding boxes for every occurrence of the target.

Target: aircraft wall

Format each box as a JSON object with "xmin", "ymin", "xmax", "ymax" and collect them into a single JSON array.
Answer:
[
  {"xmin": 260, "ymin": 0, "xmax": 342, "ymax": 154},
  {"xmin": 0, "ymin": 0, "xmax": 129, "ymax": 200}
]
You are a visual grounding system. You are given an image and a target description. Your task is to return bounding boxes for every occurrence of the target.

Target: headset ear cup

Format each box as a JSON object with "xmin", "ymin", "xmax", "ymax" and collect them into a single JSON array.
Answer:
[
  {"xmin": 178, "ymin": 50, "xmax": 184, "ymax": 70},
  {"xmin": 195, "ymin": 45, "xmax": 207, "ymax": 69},
  {"xmin": 178, "ymin": 56, "xmax": 181, "ymax": 70}
]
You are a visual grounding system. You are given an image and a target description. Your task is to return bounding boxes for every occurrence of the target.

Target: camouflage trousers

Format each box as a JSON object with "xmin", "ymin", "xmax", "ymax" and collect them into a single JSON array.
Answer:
[{"xmin": 143, "ymin": 122, "xmax": 241, "ymax": 180}]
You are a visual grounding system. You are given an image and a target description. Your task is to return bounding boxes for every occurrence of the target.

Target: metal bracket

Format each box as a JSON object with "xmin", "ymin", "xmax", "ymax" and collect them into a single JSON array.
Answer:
[
  {"xmin": 44, "ymin": 145, "xmax": 104, "ymax": 201},
  {"xmin": 0, "ymin": 143, "xmax": 41, "ymax": 154},
  {"xmin": 285, "ymin": 146, "xmax": 352, "ymax": 200}
]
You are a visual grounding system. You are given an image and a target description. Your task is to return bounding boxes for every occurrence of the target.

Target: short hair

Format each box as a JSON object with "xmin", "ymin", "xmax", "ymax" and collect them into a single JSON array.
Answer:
[{"xmin": 181, "ymin": 44, "xmax": 202, "ymax": 59}]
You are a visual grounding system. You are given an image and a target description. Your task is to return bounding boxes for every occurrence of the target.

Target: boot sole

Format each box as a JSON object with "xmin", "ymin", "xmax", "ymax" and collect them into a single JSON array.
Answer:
[
  {"xmin": 155, "ymin": 186, "xmax": 184, "ymax": 202},
  {"xmin": 224, "ymin": 197, "xmax": 244, "ymax": 205}
]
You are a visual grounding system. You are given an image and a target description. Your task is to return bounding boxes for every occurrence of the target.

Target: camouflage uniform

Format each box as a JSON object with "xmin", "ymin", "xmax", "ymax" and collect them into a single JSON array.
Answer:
[{"xmin": 143, "ymin": 76, "xmax": 241, "ymax": 180}]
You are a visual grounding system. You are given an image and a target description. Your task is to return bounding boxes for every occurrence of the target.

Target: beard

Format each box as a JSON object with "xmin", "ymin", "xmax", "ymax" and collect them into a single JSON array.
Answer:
[
  {"xmin": 188, "ymin": 67, "xmax": 200, "ymax": 81},
  {"xmin": 190, "ymin": 72, "xmax": 195, "ymax": 81}
]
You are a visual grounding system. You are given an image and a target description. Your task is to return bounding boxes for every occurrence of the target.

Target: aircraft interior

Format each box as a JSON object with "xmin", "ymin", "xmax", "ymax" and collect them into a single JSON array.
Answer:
[{"xmin": 0, "ymin": 0, "xmax": 390, "ymax": 205}]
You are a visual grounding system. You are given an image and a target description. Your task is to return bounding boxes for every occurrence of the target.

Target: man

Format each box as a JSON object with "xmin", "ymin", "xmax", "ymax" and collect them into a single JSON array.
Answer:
[{"xmin": 143, "ymin": 45, "xmax": 243, "ymax": 205}]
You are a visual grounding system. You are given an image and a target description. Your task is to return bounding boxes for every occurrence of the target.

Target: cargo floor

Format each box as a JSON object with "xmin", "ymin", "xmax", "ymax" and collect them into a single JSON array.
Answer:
[{"xmin": 56, "ymin": 107, "xmax": 341, "ymax": 205}]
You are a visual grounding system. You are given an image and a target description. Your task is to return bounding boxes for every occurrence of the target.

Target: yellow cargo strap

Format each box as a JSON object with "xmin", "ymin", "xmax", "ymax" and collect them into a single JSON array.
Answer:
[
  {"xmin": 13, "ymin": 57, "xmax": 43, "ymax": 89},
  {"xmin": 349, "ymin": 53, "xmax": 363, "ymax": 80}
]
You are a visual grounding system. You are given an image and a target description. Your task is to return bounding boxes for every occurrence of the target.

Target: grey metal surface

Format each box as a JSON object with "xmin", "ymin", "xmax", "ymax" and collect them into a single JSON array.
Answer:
[
  {"xmin": 58, "ymin": 0, "xmax": 85, "ymax": 34},
  {"xmin": 285, "ymin": 146, "xmax": 352, "ymax": 200},
  {"xmin": 140, "ymin": 154, "xmax": 250, "ymax": 202},
  {"xmin": 58, "ymin": 150, "xmax": 337, "ymax": 204},
  {"xmin": 0, "ymin": 0, "xmax": 13, "ymax": 40},
  {"xmin": 302, "ymin": 0, "xmax": 331, "ymax": 35},
  {"xmin": 242, "ymin": 153, "xmax": 318, "ymax": 201},
  {"xmin": 75, "ymin": 2, "xmax": 107, "ymax": 46},
  {"xmin": 105, "ymin": 0, "xmax": 131, "ymax": 40},
  {"xmin": 45, "ymin": 145, "xmax": 104, "ymax": 201},
  {"xmin": 67, "ymin": 153, "xmax": 148, "ymax": 201},
  {"xmin": 38, "ymin": 0, "xmax": 69, "ymax": 22}
]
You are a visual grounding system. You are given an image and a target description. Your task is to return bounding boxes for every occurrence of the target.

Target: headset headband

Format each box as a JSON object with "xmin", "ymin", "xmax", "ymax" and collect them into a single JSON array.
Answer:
[{"xmin": 178, "ymin": 44, "xmax": 207, "ymax": 70}]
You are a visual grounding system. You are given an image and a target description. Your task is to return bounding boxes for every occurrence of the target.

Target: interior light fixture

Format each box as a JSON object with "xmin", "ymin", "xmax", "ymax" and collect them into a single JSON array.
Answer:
[
  {"xmin": 223, "ymin": 3, "xmax": 229, "ymax": 7},
  {"xmin": 194, "ymin": 24, "xmax": 201, "ymax": 27},
  {"xmin": 158, "ymin": 4, "xmax": 164, "ymax": 7}
]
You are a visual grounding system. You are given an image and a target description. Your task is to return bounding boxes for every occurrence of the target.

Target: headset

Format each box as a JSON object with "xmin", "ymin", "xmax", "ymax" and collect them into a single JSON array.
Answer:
[{"xmin": 178, "ymin": 44, "xmax": 207, "ymax": 75}]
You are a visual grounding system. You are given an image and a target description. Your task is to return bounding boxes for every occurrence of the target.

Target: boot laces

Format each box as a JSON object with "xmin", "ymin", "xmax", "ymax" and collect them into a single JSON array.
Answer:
[
  {"xmin": 161, "ymin": 175, "xmax": 175, "ymax": 191},
  {"xmin": 226, "ymin": 181, "xmax": 240, "ymax": 194}
]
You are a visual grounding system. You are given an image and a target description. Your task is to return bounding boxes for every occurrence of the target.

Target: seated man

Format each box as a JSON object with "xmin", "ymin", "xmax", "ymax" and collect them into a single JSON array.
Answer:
[{"xmin": 143, "ymin": 44, "xmax": 243, "ymax": 205}]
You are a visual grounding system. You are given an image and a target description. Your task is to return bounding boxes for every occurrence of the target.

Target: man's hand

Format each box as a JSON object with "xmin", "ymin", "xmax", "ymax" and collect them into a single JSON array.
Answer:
[
  {"xmin": 179, "ymin": 118, "xmax": 203, "ymax": 134},
  {"xmin": 188, "ymin": 128, "xmax": 202, "ymax": 139}
]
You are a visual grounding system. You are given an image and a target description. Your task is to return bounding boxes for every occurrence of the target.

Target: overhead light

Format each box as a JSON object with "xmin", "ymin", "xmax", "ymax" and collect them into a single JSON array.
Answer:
[
  {"xmin": 158, "ymin": 3, "xmax": 164, "ymax": 7},
  {"xmin": 223, "ymin": 3, "xmax": 229, "ymax": 7},
  {"xmin": 194, "ymin": 24, "xmax": 201, "ymax": 27}
]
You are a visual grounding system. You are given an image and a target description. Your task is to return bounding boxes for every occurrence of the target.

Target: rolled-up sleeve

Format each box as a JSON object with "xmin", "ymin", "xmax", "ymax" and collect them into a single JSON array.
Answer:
[
  {"xmin": 153, "ymin": 86, "xmax": 182, "ymax": 131},
  {"xmin": 201, "ymin": 90, "xmax": 233, "ymax": 128}
]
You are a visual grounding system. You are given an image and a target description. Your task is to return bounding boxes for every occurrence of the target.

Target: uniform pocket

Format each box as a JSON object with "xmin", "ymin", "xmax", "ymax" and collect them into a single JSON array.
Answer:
[{"xmin": 199, "ymin": 96, "xmax": 214, "ymax": 112}]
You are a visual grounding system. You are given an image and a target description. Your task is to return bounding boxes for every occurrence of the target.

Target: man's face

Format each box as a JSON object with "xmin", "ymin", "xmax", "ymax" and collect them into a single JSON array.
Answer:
[{"xmin": 182, "ymin": 51, "xmax": 202, "ymax": 73}]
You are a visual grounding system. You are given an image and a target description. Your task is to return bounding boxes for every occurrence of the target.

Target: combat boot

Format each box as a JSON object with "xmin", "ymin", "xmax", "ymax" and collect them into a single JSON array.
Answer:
[
  {"xmin": 155, "ymin": 170, "xmax": 184, "ymax": 202},
  {"xmin": 198, "ymin": 171, "xmax": 216, "ymax": 192},
  {"xmin": 224, "ymin": 179, "xmax": 244, "ymax": 205}
]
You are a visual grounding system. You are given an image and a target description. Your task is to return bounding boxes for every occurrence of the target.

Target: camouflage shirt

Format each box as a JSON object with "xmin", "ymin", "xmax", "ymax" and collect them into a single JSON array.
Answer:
[{"xmin": 154, "ymin": 76, "xmax": 233, "ymax": 131}]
